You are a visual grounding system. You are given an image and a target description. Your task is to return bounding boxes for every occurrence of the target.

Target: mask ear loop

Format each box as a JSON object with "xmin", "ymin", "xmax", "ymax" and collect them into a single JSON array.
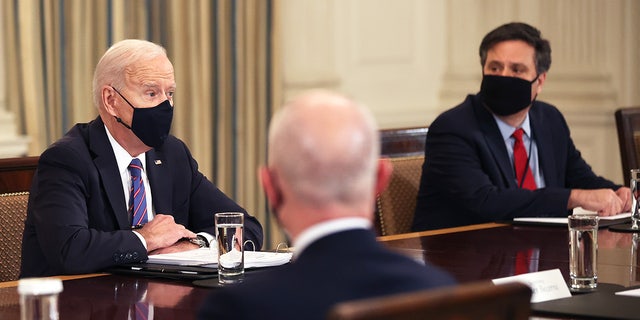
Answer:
[
  {"xmin": 530, "ymin": 73, "xmax": 540, "ymax": 84},
  {"xmin": 111, "ymin": 86, "xmax": 136, "ymax": 129}
]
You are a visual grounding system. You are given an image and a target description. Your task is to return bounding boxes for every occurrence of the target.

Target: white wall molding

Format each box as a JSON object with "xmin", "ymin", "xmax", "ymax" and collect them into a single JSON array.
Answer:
[{"xmin": 278, "ymin": 0, "xmax": 639, "ymax": 184}]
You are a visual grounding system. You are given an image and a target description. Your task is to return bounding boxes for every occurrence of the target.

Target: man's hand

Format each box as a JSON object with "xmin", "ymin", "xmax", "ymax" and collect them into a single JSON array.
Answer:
[
  {"xmin": 136, "ymin": 214, "xmax": 196, "ymax": 252},
  {"xmin": 149, "ymin": 238, "xmax": 200, "ymax": 255},
  {"xmin": 615, "ymin": 187, "xmax": 632, "ymax": 213},
  {"xmin": 568, "ymin": 189, "xmax": 624, "ymax": 216}
]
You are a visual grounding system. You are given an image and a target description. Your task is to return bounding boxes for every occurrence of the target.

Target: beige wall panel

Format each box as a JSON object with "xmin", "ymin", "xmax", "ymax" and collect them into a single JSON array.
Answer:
[
  {"xmin": 334, "ymin": 0, "xmax": 447, "ymax": 128},
  {"xmin": 279, "ymin": 0, "xmax": 639, "ymax": 184}
]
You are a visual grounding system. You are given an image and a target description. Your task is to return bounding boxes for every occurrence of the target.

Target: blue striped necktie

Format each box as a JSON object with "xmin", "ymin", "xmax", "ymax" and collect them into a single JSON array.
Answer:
[
  {"xmin": 132, "ymin": 301, "xmax": 149, "ymax": 320},
  {"xmin": 128, "ymin": 158, "xmax": 148, "ymax": 228}
]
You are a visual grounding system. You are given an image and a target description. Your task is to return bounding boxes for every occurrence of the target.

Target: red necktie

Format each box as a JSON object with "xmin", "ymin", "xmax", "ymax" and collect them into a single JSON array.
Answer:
[
  {"xmin": 514, "ymin": 249, "xmax": 538, "ymax": 275},
  {"xmin": 512, "ymin": 128, "xmax": 537, "ymax": 190}
]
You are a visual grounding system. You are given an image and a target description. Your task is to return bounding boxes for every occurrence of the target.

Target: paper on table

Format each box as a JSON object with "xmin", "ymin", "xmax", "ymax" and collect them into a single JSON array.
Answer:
[
  {"xmin": 513, "ymin": 208, "xmax": 631, "ymax": 225},
  {"xmin": 615, "ymin": 288, "xmax": 640, "ymax": 297},
  {"xmin": 492, "ymin": 269, "xmax": 571, "ymax": 303},
  {"xmin": 147, "ymin": 247, "xmax": 292, "ymax": 269}
]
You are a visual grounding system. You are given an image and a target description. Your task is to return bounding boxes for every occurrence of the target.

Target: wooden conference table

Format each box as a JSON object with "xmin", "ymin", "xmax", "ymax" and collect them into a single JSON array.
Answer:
[{"xmin": 1, "ymin": 222, "xmax": 638, "ymax": 319}]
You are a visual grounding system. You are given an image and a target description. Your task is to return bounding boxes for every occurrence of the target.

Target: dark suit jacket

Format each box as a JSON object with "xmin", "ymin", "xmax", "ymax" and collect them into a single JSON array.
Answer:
[
  {"xmin": 197, "ymin": 229, "xmax": 455, "ymax": 320},
  {"xmin": 20, "ymin": 117, "xmax": 263, "ymax": 277},
  {"xmin": 413, "ymin": 94, "xmax": 620, "ymax": 231}
]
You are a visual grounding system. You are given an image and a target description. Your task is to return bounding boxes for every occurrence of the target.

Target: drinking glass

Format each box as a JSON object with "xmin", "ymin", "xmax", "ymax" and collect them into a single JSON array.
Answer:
[
  {"xmin": 568, "ymin": 214, "xmax": 598, "ymax": 291},
  {"xmin": 215, "ymin": 212, "xmax": 244, "ymax": 284}
]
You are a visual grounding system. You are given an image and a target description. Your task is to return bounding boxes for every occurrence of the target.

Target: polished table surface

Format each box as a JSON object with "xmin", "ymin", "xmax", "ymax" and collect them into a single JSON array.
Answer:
[
  {"xmin": 0, "ymin": 273, "xmax": 211, "ymax": 319},
  {"xmin": 379, "ymin": 223, "xmax": 640, "ymax": 288},
  {"xmin": 1, "ymin": 223, "xmax": 638, "ymax": 319}
]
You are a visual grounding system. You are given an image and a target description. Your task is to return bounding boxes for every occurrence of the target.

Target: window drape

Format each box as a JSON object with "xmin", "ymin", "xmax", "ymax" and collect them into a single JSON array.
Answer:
[{"xmin": 0, "ymin": 0, "xmax": 283, "ymax": 248}]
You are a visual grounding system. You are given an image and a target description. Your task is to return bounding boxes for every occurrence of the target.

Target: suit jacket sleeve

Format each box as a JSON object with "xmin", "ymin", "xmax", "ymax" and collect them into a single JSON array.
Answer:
[{"xmin": 26, "ymin": 144, "xmax": 148, "ymax": 275}]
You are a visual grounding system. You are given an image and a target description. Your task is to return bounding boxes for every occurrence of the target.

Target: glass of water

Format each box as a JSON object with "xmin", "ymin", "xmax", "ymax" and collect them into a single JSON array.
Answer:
[
  {"xmin": 568, "ymin": 214, "xmax": 598, "ymax": 291},
  {"xmin": 215, "ymin": 212, "xmax": 244, "ymax": 285},
  {"xmin": 631, "ymin": 169, "xmax": 640, "ymax": 229}
]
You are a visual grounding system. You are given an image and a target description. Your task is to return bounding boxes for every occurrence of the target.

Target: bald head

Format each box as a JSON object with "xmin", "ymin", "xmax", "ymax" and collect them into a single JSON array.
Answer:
[{"xmin": 268, "ymin": 90, "xmax": 379, "ymax": 208}]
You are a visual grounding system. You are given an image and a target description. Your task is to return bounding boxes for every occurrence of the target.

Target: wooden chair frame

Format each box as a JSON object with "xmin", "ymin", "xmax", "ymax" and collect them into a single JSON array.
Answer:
[{"xmin": 327, "ymin": 281, "xmax": 532, "ymax": 320}]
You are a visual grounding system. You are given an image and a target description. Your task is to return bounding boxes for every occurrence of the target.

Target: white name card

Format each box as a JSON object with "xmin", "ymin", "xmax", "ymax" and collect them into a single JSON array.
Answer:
[
  {"xmin": 492, "ymin": 268, "xmax": 571, "ymax": 303},
  {"xmin": 615, "ymin": 288, "xmax": 640, "ymax": 297}
]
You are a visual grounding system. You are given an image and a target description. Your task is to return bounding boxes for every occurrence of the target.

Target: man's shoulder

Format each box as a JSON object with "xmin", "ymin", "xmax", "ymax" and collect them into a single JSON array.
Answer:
[
  {"xmin": 429, "ymin": 94, "xmax": 482, "ymax": 131},
  {"xmin": 531, "ymin": 99, "xmax": 562, "ymax": 115},
  {"xmin": 42, "ymin": 122, "xmax": 94, "ymax": 160},
  {"xmin": 530, "ymin": 99, "xmax": 567, "ymax": 126},
  {"xmin": 441, "ymin": 94, "xmax": 477, "ymax": 114}
]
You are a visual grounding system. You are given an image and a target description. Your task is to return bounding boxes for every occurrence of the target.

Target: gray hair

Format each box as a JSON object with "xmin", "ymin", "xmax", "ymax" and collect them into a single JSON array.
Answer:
[
  {"xmin": 267, "ymin": 90, "xmax": 380, "ymax": 208},
  {"xmin": 92, "ymin": 39, "xmax": 168, "ymax": 108}
]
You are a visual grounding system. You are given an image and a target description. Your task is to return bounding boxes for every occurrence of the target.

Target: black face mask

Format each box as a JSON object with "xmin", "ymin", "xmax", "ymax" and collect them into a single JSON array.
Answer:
[
  {"xmin": 112, "ymin": 87, "xmax": 173, "ymax": 148},
  {"xmin": 480, "ymin": 75, "xmax": 539, "ymax": 116}
]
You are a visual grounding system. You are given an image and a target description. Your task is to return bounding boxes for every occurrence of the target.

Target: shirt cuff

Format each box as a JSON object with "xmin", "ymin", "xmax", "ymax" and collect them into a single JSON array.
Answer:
[{"xmin": 132, "ymin": 230, "xmax": 148, "ymax": 250}]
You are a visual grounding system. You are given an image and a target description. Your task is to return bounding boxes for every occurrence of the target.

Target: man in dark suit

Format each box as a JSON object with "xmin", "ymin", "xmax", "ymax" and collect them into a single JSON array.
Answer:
[
  {"xmin": 20, "ymin": 39, "xmax": 263, "ymax": 277},
  {"xmin": 198, "ymin": 90, "xmax": 455, "ymax": 320},
  {"xmin": 413, "ymin": 22, "xmax": 631, "ymax": 231}
]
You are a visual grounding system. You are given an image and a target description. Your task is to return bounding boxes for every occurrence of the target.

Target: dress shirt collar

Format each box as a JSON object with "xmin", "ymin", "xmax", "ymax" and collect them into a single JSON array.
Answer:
[
  {"xmin": 104, "ymin": 125, "xmax": 147, "ymax": 174},
  {"xmin": 493, "ymin": 113, "xmax": 532, "ymax": 140},
  {"xmin": 292, "ymin": 217, "xmax": 372, "ymax": 259}
]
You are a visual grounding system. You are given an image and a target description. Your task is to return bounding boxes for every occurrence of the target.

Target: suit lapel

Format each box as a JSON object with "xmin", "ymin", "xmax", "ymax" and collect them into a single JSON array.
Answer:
[
  {"xmin": 530, "ymin": 103, "xmax": 557, "ymax": 186},
  {"xmin": 88, "ymin": 117, "xmax": 130, "ymax": 229},
  {"xmin": 473, "ymin": 98, "xmax": 516, "ymax": 187},
  {"xmin": 146, "ymin": 148, "xmax": 173, "ymax": 214}
]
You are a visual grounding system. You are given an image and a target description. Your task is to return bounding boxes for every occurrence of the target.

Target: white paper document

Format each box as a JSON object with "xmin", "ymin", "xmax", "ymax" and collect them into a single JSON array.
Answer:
[
  {"xmin": 615, "ymin": 288, "xmax": 640, "ymax": 297},
  {"xmin": 492, "ymin": 269, "xmax": 571, "ymax": 303},
  {"xmin": 147, "ymin": 247, "xmax": 293, "ymax": 269},
  {"xmin": 513, "ymin": 211, "xmax": 631, "ymax": 225}
]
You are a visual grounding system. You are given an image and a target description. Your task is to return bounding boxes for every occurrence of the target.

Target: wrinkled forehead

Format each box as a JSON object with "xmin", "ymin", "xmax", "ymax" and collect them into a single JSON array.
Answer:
[{"xmin": 124, "ymin": 56, "xmax": 175, "ymax": 88}]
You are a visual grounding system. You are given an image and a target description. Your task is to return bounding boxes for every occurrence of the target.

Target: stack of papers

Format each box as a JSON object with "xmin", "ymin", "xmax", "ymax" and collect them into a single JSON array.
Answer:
[
  {"xmin": 615, "ymin": 288, "xmax": 640, "ymax": 297},
  {"xmin": 513, "ymin": 207, "xmax": 631, "ymax": 226},
  {"xmin": 148, "ymin": 248, "xmax": 293, "ymax": 269},
  {"xmin": 513, "ymin": 213, "xmax": 631, "ymax": 225}
]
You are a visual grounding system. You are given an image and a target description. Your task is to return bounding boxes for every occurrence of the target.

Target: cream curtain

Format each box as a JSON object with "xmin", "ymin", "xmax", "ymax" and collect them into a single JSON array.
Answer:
[{"xmin": 0, "ymin": 0, "xmax": 283, "ymax": 248}]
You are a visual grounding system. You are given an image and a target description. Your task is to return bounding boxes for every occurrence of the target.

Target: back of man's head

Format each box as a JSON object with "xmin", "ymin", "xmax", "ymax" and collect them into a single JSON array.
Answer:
[{"xmin": 267, "ymin": 90, "xmax": 379, "ymax": 209}]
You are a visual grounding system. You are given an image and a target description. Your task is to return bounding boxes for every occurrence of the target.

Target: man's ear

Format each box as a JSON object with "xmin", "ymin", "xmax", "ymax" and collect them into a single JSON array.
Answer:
[
  {"xmin": 535, "ymin": 72, "xmax": 547, "ymax": 95},
  {"xmin": 374, "ymin": 158, "xmax": 393, "ymax": 196},
  {"xmin": 258, "ymin": 166, "xmax": 282, "ymax": 208},
  {"xmin": 102, "ymin": 85, "xmax": 118, "ymax": 116}
]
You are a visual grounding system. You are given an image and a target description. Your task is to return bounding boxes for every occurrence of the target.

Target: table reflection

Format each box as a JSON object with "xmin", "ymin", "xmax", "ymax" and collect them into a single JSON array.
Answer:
[
  {"xmin": 630, "ymin": 233, "xmax": 640, "ymax": 286},
  {"xmin": 0, "ymin": 275, "xmax": 209, "ymax": 320},
  {"xmin": 381, "ymin": 224, "xmax": 640, "ymax": 288}
]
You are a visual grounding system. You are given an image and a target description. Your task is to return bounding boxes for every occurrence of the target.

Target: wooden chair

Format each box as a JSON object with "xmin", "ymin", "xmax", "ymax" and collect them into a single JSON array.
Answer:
[
  {"xmin": 375, "ymin": 155, "xmax": 424, "ymax": 236},
  {"xmin": 0, "ymin": 156, "xmax": 38, "ymax": 281},
  {"xmin": 380, "ymin": 127, "xmax": 428, "ymax": 158},
  {"xmin": 615, "ymin": 107, "xmax": 640, "ymax": 184},
  {"xmin": 326, "ymin": 281, "xmax": 532, "ymax": 320},
  {"xmin": 374, "ymin": 127, "xmax": 428, "ymax": 235}
]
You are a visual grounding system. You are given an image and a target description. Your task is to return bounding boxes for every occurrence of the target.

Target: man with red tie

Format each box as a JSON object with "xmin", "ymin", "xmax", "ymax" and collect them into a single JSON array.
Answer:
[{"xmin": 413, "ymin": 22, "xmax": 631, "ymax": 231}]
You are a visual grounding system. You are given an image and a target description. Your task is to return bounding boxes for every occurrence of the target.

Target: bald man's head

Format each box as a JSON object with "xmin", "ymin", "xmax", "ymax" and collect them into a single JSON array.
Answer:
[{"xmin": 267, "ymin": 90, "xmax": 379, "ymax": 208}]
